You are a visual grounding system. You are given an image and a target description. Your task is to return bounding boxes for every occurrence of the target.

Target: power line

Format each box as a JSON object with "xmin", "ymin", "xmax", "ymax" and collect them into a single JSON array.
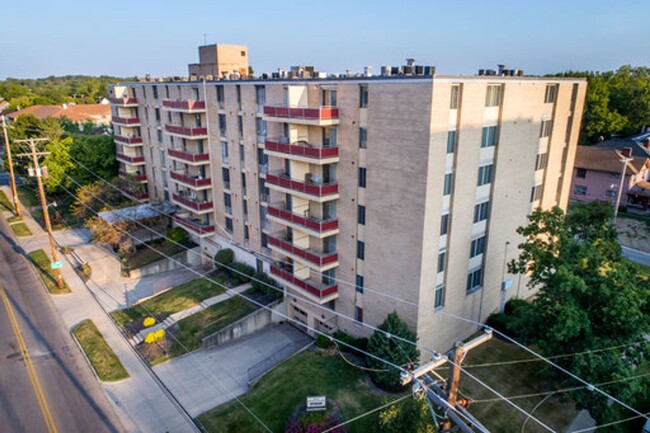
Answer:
[{"xmin": 320, "ymin": 393, "xmax": 412, "ymax": 433}]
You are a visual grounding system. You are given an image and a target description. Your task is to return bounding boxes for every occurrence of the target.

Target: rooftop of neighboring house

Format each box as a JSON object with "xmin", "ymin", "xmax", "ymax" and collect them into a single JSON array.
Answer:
[
  {"xmin": 595, "ymin": 132, "xmax": 650, "ymax": 158},
  {"xmin": 7, "ymin": 103, "xmax": 111, "ymax": 123},
  {"xmin": 574, "ymin": 145, "xmax": 648, "ymax": 175}
]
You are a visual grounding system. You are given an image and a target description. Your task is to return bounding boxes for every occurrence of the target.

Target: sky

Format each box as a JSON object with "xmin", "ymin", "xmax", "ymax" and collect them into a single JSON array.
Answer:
[{"xmin": 1, "ymin": 0, "xmax": 648, "ymax": 79}]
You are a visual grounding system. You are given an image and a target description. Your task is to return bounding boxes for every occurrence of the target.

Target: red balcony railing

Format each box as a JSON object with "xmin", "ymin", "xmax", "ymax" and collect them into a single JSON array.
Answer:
[
  {"xmin": 170, "ymin": 171, "xmax": 211, "ymax": 187},
  {"xmin": 263, "ymin": 106, "xmax": 339, "ymax": 121},
  {"xmin": 173, "ymin": 215, "xmax": 215, "ymax": 235},
  {"xmin": 268, "ymin": 235, "xmax": 338, "ymax": 267},
  {"xmin": 116, "ymin": 153, "xmax": 145, "ymax": 164},
  {"xmin": 119, "ymin": 170, "xmax": 147, "ymax": 181},
  {"xmin": 271, "ymin": 265, "xmax": 337, "ymax": 299},
  {"xmin": 172, "ymin": 193, "xmax": 213, "ymax": 211},
  {"xmin": 112, "ymin": 116, "xmax": 140, "ymax": 125},
  {"xmin": 114, "ymin": 135, "xmax": 143, "ymax": 145},
  {"xmin": 167, "ymin": 148, "xmax": 210, "ymax": 163},
  {"xmin": 264, "ymin": 140, "xmax": 339, "ymax": 159},
  {"xmin": 266, "ymin": 173, "xmax": 338, "ymax": 197},
  {"xmin": 165, "ymin": 124, "xmax": 208, "ymax": 137},
  {"xmin": 136, "ymin": 193, "xmax": 149, "ymax": 200},
  {"xmin": 110, "ymin": 97, "xmax": 138, "ymax": 105},
  {"xmin": 162, "ymin": 100, "xmax": 206, "ymax": 111},
  {"xmin": 267, "ymin": 204, "xmax": 338, "ymax": 233}
]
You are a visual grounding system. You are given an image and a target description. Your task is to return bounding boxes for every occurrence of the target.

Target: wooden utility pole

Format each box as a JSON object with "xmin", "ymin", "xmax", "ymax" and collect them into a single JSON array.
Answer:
[
  {"xmin": 2, "ymin": 116, "xmax": 20, "ymax": 216},
  {"xmin": 17, "ymin": 138, "xmax": 64, "ymax": 290}
]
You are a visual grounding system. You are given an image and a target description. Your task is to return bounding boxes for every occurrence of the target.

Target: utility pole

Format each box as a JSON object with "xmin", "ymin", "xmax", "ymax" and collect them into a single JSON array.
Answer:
[
  {"xmin": 614, "ymin": 147, "xmax": 634, "ymax": 220},
  {"xmin": 2, "ymin": 116, "xmax": 20, "ymax": 216},
  {"xmin": 17, "ymin": 138, "xmax": 64, "ymax": 290}
]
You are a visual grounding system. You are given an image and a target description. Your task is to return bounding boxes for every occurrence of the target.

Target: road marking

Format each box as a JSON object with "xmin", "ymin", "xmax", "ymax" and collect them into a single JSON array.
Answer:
[{"xmin": 0, "ymin": 285, "xmax": 58, "ymax": 433}]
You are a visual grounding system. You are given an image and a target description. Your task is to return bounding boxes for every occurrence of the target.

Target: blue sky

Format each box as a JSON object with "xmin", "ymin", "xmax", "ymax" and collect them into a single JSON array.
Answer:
[{"xmin": 1, "ymin": 0, "xmax": 648, "ymax": 79}]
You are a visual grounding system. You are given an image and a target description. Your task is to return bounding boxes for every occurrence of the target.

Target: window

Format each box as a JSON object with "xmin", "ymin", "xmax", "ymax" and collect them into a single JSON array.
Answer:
[
  {"xmin": 358, "ymin": 167, "xmax": 367, "ymax": 188},
  {"xmin": 359, "ymin": 128, "xmax": 367, "ymax": 149},
  {"xmin": 244, "ymin": 225, "xmax": 249, "ymax": 240},
  {"xmin": 531, "ymin": 184, "xmax": 543, "ymax": 202},
  {"xmin": 224, "ymin": 193, "xmax": 232, "ymax": 214},
  {"xmin": 574, "ymin": 185, "xmax": 587, "ymax": 196},
  {"xmin": 155, "ymin": 108, "xmax": 160, "ymax": 122},
  {"xmin": 576, "ymin": 168, "xmax": 586, "ymax": 178},
  {"xmin": 157, "ymin": 129, "xmax": 163, "ymax": 143},
  {"xmin": 238, "ymin": 116, "xmax": 244, "ymax": 137},
  {"xmin": 225, "ymin": 217, "xmax": 233, "ymax": 233},
  {"xmin": 153, "ymin": 86, "xmax": 158, "ymax": 99},
  {"xmin": 467, "ymin": 267, "xmax": 483, "ymax": 293},
  {"xmin": 450, "ymin": 85, "xmax": 460, "ymax": 109},
  {"xmin": 443, "ymin": 172, "xmax": 453, "ymax": 196},
  {"xmin": 437, "ymin": 249, "xmax": 446, "ymax": 273},
  {"xmin": 434, "ymin": 284, "xmax": 445, "ymax": 309},
  {"xmin": 545, "ymin": 84, "xmax": 558, "ymax": 104},
  {"xmin": 481, "ymin": 126, "xmax": 498, "ymax": 148},
  {"xmin": 359, "ymin": 85, "xmax": 368, "ymax": 108},
  {"xmin": 222, "ymin": 168, "xmax": 230, "ymax": 189},
  {"xmin": 485, "ymin": 85, "xmax": 502, "ymax": 107},
  {"xmin": 221, "ymin": 141, "xmax": 229, "ymax": 164},
  {"xmin": 540, "ymin": 119, "xmax": 553, "ymax": 138},
  {"xmin": 216, "ymin": 86, "xmax": 225, "ymax": 109},
  {"xmin": 357, "ymin": 241, "xmax": 365, "ymax": 260},
  {"xmin": 535, "ymin": 153, "xmax": 548, "ymax": 171},
  {"xmin": 255, "ymin": 85, "xmax": 266, "ymax": 105},
  {"xmin": 219, "ymin": 114, "xmax": 227, "ymax": 136},
  {"xmin": 358, "ymin": 205, "xmax": 366, "ymax": 225},
  {"xmin": 239, "ymin": 144, "xmax": 245, "ymax": 166},
  {"xmin": 192, "ymin": 87, "xmax": 199, "ymax": 100},
  {"xmin": 440, "ymin": 213, "xmax": 450, "ymax": 236},
  {"xmin": 256, "ymin": 118, "xmax": 267, "ymax": 138},
  {"xmin": 477, "ymin": 164, "xmax": 493, "ymax": 186},
  {"xmin": 470, "ymin": 235, "xmax": 486, "ymax": 258},
  {"xmin": 355, "ymin": 306, "xmax": 364, "ymax": 323},
  {"xmin": 447, "ymin": 130, "xmax": 456, "ymax": 154},
  {"xmin": 355, "ymin": 275, "xmax": 364, "ymax": 293},
  {"xmin": 236, "ymin": 85, "xmax": 241, "ymax": 109},
  {"xmin": 241, "ymin": 173, "xmax": 247, "ymax": 195},
  {"xmin": 474, "ymin": 201, "xmax": 490, "ymax": 223}
]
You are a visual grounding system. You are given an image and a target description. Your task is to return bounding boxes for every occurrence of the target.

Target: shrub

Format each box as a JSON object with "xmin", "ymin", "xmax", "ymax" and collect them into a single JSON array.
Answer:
[
  {"xmin": 251, "ymin": 271, "xmax": 283, "ymax": 299},
  {"xmin": 315, "ymin": 333, "xmax": 333, "ymax": 349},
  {"xmin": 166, "ymin": 227, "xmax": 190, "ymax": 245},
  {"xmin": 214, "ymin": 248, "xmax": 234, "ymax": 271},
  {"xmin": 504, "ymin": 298, "xmax": 530, "ymax": 315},
  {"xmin": 230, "ymin": 262, "xmax": 255, "ymax": 285},
  {"xmin": 333, "ymin": 331, "xmax": 367, "ymax": 353},
  {"xmin": 143, "ymin": 317, "xmax": 156, "ymax": 328}
]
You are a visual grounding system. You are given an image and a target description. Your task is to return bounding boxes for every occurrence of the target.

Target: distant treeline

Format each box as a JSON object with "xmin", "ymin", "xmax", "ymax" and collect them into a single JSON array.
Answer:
[{"xmin": 0, "ymin": 75, "xmax": 134, "ymax": 109}]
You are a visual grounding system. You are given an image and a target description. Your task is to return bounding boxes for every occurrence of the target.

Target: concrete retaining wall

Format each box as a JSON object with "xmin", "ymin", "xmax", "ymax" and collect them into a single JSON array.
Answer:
[
  {"xmin": 202, "ymin": 300, "xmax": 286, "ymax": 349},
  {"xmin": 126, "ymin": 246, "xmax": 202, "ymax": 279}
]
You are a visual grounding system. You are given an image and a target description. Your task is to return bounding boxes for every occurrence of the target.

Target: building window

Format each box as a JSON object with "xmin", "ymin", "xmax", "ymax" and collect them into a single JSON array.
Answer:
[
  {"xmin": 244, "ymin": 225, "xmax": 249, "ymax": 241},
  {"xmin": 474, "ymin": 201, "xmax": 490, "ymax": 223},
  {"xmin": 358, "ymin": 205, "xmax": 366, "ymax": 225},
  {"xmin": 356, "ymin": 275, "xmax": 364, "ymax": 293},
  {"xmin": 157, "ymin": 129, "xmax": 163, "ymax": 143},
  {"xmin": 357, "ymin": 241, "xmax": 365, "ymax": 260},
  {"xmin": 221, "ymin": 141, "xmax": 229, "ymax": 164},
  {"xmin": 531, "ymin": 184, "xmax": 543, "ymax": 202},
  {"xmin": 576, "ymin": 168, "xmax": 587, "ymax": 178},
  {"xmin": 477, "ymin": 164, "xmax": 493, "ymax": 186},
  {"xmin": 224, "ymin": 193, "xmax": 232, "ymax": 214},
  {"xmin": 574, "ymin": 185, "xmax": 587, "ymax": 196},
  {"xmin": 153, "ymin": 86, "xmax": 158, "ymax": 99},
  {"xmin": 545, "ymin": 84, "xmax": 558, "ymax": 104},
  {"xmin": 239, "ymin": 144, "xmax": 245, "ymax": 166},
  {"xmin": 535, "ymin": 153, "xmax": 548, "ymax": 171},
  {"xmin": 467, "ymin": 267, "xmax": 483, "ymax": 293},
  {"xmin": 437, "ymin": 249, "xmax": 446, "ymax": 273},
  {"xmin": 236, "ymin": 85, "xmax": 242, "ymax": 110},
  {"xmin": 440, "ymin": 213, "xmax": 450, "ymax": 236},
  {"xmin": 447, "ymin": 130, "xmax": 456, "ymax": 154},
  {"xmin": 225, "ymin": 217, "xmax": 233, "ymax": 233},
  {"xmin": 443, "ymin": 172, "xmax": 453, "ymax": 196},
  {"xmin": 155, "ymin": 108, "xmax": 160, "ymax": 122},
  {"xmin": 222, "ymin": 168, "xmax": 230, "ymax": 189},
  {"xmin": 470, "ymin": 235, "xmax": 486, "ymax": 258},
  {"xmin": 359, "ymin": 85, "xmax": 368, "ymax": 108},
  {"xmin": 358, "ymin": 167, "xmax": 367, "ymax": 188},
  {"xmin": 219, "ymin": 114, "xmax": 227, "ymax": 136},
  {"xmin": 485, "ymin": 85, "xmax": 502, "ymax": 107},
  {"xmin": 255, "ymin": 85, "xmax": 266, "ymax": 105},
  {"xmin": 540, "ymin": 119, "xmax": 553, "ymax": 138},
  {"xmin": 241, "ymin": 173, "xmax": 247, "ymax": 195},
  {"xmin": 450, "ymin": 85, "xmax": 460, "ymax": 109},
  {"xmin": 434, "ymin": 284, "xmax": 445, "ymax": 309},
  {"xmin": 359, "ymin": 128, "xmax": 367, "ymax": 149},
  {"xmin": 355, "ymin": 306, "xmax": 364, "ymax": 323},
  {"xmin": 481, "ymin": 126, "xmax": 498, "ymax": 148},
  {"xmin": 238, "ymin": 115, "xmax": 244, "ymax": 137},
  {"xmin": 216, "ymin": 86, "xmax": 225, "ymax": 109}
]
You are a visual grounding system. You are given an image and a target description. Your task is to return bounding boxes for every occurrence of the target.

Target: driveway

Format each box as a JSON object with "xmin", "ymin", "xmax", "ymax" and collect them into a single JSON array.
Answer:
[{"xmin": 622, "ymin": 246, "xmax": 650, "ymax": 267}]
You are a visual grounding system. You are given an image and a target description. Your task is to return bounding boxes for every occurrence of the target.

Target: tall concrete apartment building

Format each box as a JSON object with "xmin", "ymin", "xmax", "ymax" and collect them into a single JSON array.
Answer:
[{"xmin": 110, "ymin": 45, "xmax": 586, "ymax": 354}]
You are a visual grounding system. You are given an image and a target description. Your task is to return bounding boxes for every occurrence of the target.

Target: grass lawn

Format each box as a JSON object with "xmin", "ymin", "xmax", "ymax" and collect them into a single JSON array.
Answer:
[
  {"xmin": 0, "ymin": 190, "xmax": 13, "ymax": 212},
  {"xmin": 10, "ymin": 222, "xmax": 32, "ymax": 236},
  {"xmin": 198, "ymin": 350, "xmax": 396, "ymax": 433},
  {"xmin": 72, "ymin": 319, "xmax": 129, "ymax": 382},
  {"xmin": 31, "ymin": 202, "xmax": 81, "ymax": 231},
  {"xmin": 28, "ymin": 249, "xmax": 70, "ymax": 294},
  {"xmin": 17, "ymin": 185, "xmax": 40, "ymax": 208},
  {"xmin": 7, "ymin": 215, "xmax": 23, "ymax": 223},
  {"xmin": 169, "ymin": 292, "xmax": 257, "ymax": 356},
  {"xmin": 458, "ymin": 338, "xmax": 579, "ymax": 433},
  {"xmin": 122, "ymin": 238, "xmax": 190, "ymax": 271},
  {"xmin": 111, "ymin": 274, "xmax": 228, "ymax": 328}
]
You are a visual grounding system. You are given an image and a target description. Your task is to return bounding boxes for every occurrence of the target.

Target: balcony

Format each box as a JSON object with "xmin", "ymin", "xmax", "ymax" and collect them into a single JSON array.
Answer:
[
  {"xmin": 266, "ymin": 172, "xmax": 338, "ymax": 201},
  {"xmin": 114, "ymin": 135, "xmax": 143, "ymax": 146},
  {"xmin": 172, "ymin": 193, "xmax": 213, "ymax": 212},
  {"xmin": 263, "ymin": 105, "xmax": 340, "ymax": 126},
  {"xmin": 110, "ymin": 97, "xmax": 138, "ymax": 107},
  {"xmin": 116, "ymin": 153, "xmax": 145, "ymax": 165},
  {"xmin": 112, "ymin": 116, "xmax": 140, "ymax": 126},
  {"xmin": 267, "ymin": 203, "xmax": 338, "ymax": 237},
  {"xmin": 264, "ymin": 139, "xmax": 339, "ymax": 164},
  {"xmin": 173, "ymin": 215, "xmax": 215, "ymax": 237},
  {"xmin": 268, "ymin": 234, "xmax": 338, "ymax": 269},
  {"xmin": 119, "ymin": 170, "xmax": 147, "ymax": 182},
  {"xmin": 170, "ymin": 171, "xmax": 212, "ymax": 188},
  {"xmin": 162, "ymin": 99, "xmax": 206, "ymax": 112},
  {"xmin": 167, "ymin": 148, "xmax": 210, "ymax": 164},
  {"xmin": 164, "ymin": 124, "xmax": 208, "ymax": 139},
  {"xmin": 271, "ymin": 265, "xmax": 337, "ymax": 303}
]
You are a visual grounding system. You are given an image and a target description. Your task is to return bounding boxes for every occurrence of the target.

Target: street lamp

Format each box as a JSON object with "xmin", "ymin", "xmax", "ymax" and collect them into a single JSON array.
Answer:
[{"xmin": 614, "ymin": 147, "xmax": 634, "ymax": 220}]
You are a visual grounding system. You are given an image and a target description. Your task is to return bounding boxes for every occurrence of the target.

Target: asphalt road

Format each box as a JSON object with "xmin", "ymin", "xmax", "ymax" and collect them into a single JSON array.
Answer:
[
  {"xmin": 622, "ymin": 246, "xmax": 650, "ymax": 267},
  {"xmin": 0, "ymin": 218, "xmax": 124, "ymax": 433}
]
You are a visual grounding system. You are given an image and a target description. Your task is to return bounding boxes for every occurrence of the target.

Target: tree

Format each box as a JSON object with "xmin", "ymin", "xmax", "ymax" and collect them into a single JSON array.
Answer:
[
  {"xmin": 85, "ymin": 215, "xmax": 134, "ymax": 254},
  {"xmin": 69, "ymin": 135, "xmax": 117, "ymax": 183},
  {"xmin": 71, "ymin": 181, "xmax": 122, "ymax": 218},
  {"xmin": 378, "ymin": 397, "xmax": 434, "ymax": 433},
  {"xmin": 509, "ymin": 201, "xmax": 650, "ymax": 429},
  {"xmin": 366, "ymin": 311, "xmax": 419, "ymax": 391},
  {"xmin": 214, "ymin": 248, "xmax": 234, "ymax": 270},
  {"xmin": 41, "ymin": 137, "xmax": 74, "ymax": 194}
]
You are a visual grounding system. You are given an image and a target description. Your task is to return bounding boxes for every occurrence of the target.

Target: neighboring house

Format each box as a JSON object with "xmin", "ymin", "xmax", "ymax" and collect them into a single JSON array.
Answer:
[
  {"xmin": 570, "ymin": 144, "xmax": 650, "ymax": 212},
  {"xmin": 6, "ymin": 103, "xmax": 111, "ymax": 125},
  {"xmin": 0, "ymin": 100, "xmax": 10, "ymax": 112}
]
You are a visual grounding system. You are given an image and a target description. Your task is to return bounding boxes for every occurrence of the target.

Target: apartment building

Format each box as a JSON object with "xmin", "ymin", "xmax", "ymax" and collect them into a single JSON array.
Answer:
[{"xmin": 110, "ymin": 47, "xmax": 586, "ymax": 355}]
